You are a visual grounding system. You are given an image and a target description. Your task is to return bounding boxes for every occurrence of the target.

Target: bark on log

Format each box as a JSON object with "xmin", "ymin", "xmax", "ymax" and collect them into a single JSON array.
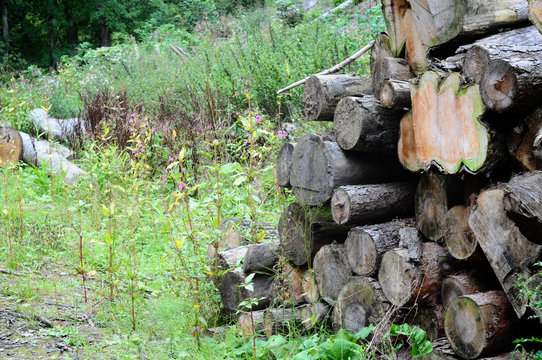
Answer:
[
  {"xmin": 331, "ymin": 182, "xmax": 415, "ymax": 226},
  {"xmin": 444, "ymin": 291, "xmax": 517, "ymax": 359},
  {"xmin": 442, "ymin": 205, "xmax": 477, "ymax": 260},
  {"xmin": 378, "ymin": 242, "xmax": 454, "ymax": 307},
  {"xmin": 441, "ymin": 271, "xmax": 491, "ymax": 309},
  {"xmin": 382, "ymin": 0, "xmax": 530, "ymax": 73},
  {"xmin": 302, "ymin": 75, "xmax": 372, "ymax": 121},
  {"xmin": 313, "ymin": 244, "xmax": 352, "ymax": 304},
  {"xmin": 238, "ymin": 310, "xmax": 265, "ymax": 337},
  {"xmin": 273, "ymin": 261, "xmax": 305, "ymax": 305},
  {"xmin": 218, "ymin": 269, "xmax": 273, "ymax": 313},
  {"xmin": 370, "ymin": 33, "xmax": 414, "ymax": 99},
  {"xmin": 0, "ymin": 125, "xmax": 22, "ymax": 167},
  {"xmin": 243, "ymin": 240, "xmax": 280, "ymax": 274},
  {"xmin": 302, "ymin": 270, "xmax": 320, "ymax": 304},
  {"xmin": 468, "ymin": 188, "xmax": 542, "ymax": 318},
  {"xmin": 508, "ymin": 107, "xmax": 542, "ymax": 171},
  {"xmin": 263, "ymin": 303, "xmax": 328, "ymax": 336},
  {"xmin": 398, "ymin": 71, "xmax": 501, "ymax": 174},
  {"xmin": 344, "ymin": 220, "xmax": 417, "ymax": 276},
  {"xmin": 331, "ymin": 277, "xmax": 389, "ymax": 333},
  {"xmin": 28, "ymin": 108, "xmax": 85, "ymax": 143},
  {"xmin": 380, "ymin": 79, "xmax": 411, "ymax": 109},
  {"xmin": 276, "ymin": 142, "xmax": 295, "ymax": 188},
  {"xmin": 278, "ymin": 202, "xmax": 350, "ymax": 266},
  {"xmin": 529, "ymin": 0, "xmax": 542, "ymax": 33},
  {"xmin": 334, "ymin": 95, "xmax": 406, "ymax": 152},
  {"xmin": 406, "ymin": 305, "xmax": 445, "ymax": 341},
  {"xmin": 290, "ymin": 133, "xmax": 404, "ymax": 206}
]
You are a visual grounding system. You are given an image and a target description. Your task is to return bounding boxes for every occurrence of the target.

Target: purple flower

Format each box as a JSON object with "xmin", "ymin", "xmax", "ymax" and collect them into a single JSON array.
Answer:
[
  {"xmin": 255, "ymin": 115, "xmax": 261, "ymax": 122},
  {"xmin": 278, "ymin": 130, "xmax": 288, "ymax": 138},
  {"xmin": 161, "ymin": 176, "xmax": 167, "ymax": 183},
  {"xmin": 179, "ymin": 182, "xmax": 185, "ymax": 190},
  {"xmin": 168, "ymin": 156, "xmax": 174, "ymax": 162}
]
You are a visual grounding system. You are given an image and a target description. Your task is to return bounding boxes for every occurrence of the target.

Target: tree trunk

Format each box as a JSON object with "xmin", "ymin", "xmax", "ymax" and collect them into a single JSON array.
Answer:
[
  {"xmin": 273, "ymin": 261, "xmax": 306, "ymax": 305},
  {"xmin": 441, "ymin": 205, "xmax": 477, "ymax": 260},
  {"xmin": 441, "ymin": 270, "xmax": 492, "ymax": 309},
  {"xmin": 243, "ymin": 240, "xmax": 280, "ymax": 274},
  {"xmin": 290, "ymin": 133, "xmax": 405, "ymax": 206},
  {"xmin": 530, "ymin": 0, "xmax": 542, "ymax": 33},
  {"xmin": 331, "ymin": 277, "xmax": 389, "ymax": 333},
  {"xmin": 278, "ymin": 202, "xmax": 350, "ymax": 267},
  {"xmin": 380, "ymin": 79, "xmax": 411, "ymax": 109},
  {"xmin": 468, "ymin": 188, "xmax": 542, "ymax": 318},
  {"xmin": 406, "ymin": 305, "xmax": 445, "ymax": 341},
  {"xmin": 378, "ymin": 242, "xmax": 454, "ymax": 307},
  {"xmin": 1, "ymin": 0, "xmax": 8, "ymax": 42},
  {"xmin": 302, "ymin": 74, "xmax": 372, "ymax": 121},
  {"xmin": 333, "ymin": 95, "xmax": 406, "ymax": 152},
  {"xmin": 276, "ymin": 142, "xmax": 295, "ymax": 188},
  {"xmin": 218, "ymin": 269, "xmax": 273, "ymax": 313},
  {"xmin": 99, "ymin": 9, "xmax": 110, "ymax": 47},
  {"xmin": 331, "ymin": 182, "xmax": 415, "ymax": 226},
  {"xmin": 0, "ymin": 125, "xmax": 22, "ymax": 167},
  {"xmin": 344, "ymin": 220, "xmax": 418, "ymax": 276},
  {"xmin": 313, "ymin": 244, "xmax": 352, "ymax": 304},
  {"xmin": 444, "ymin": 291, "xmax": 517, "ymax": 359},
  {"xmin": 302, "ymin": 270, "xmax": 320, "ymax": 303},
  {"xmin": 27, "ymin": 108, "xmax": 86, "ymax": 144},
  {"xmin": 238, "ymin": 310, "xmax": 265, "ymax": 337},
  {"xmin": 508, "ymin": 107, "xmax": 542, "ymax": 171}
]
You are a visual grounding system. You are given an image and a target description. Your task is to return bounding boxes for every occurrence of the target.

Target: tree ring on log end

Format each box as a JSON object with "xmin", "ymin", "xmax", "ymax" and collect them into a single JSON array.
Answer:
[
  {"xmin": 442, "ymin": 205, "xmax": 476, "ymax": 259},
  {"xmin": 415, "ymin": 172, "xmax": 448, "ymax": 241},
  {"xmin": 378, "ymin": 250, "xmax": 414, "ymax": 307},
  {"xmin": 441, "ymin": 277, "xmax": 467, "ymax": 309},
  {"xmin": 480, "ymin": 60, "xmax": 518, "ymax": 112},
  {"xmin": 331, "ymin": 188, "xmax": 350, "ymax": 224},
  {"xmin": 303, "ymin": 75, "xmax": 327, "ymax": 121},
  {"xmin": 445, "ymin": 296, "xmax": 486, "ymax": 359},
  {"xmin": 0, "ymin": 126, "xmax": 23, "ymax": 168},
  {"xmin": 463, "ymin": 46, "xmax": 490, "ymax": 84}
]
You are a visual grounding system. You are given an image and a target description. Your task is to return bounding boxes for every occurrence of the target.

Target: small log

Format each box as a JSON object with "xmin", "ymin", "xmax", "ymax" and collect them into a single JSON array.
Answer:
[
  {"xmin": 398, "ymin": 226, "xmax": 424, "ymax": 262},
  {"xmin": 313, "ymin": 244, "xmax": 352, "ymax": 304},
  {"xmin": 275, "ymin": 142, "xmax": 295, "ymax": 188},
  {"xmin": 302, "ymin": 270, "xmax": 320, "ymax": 303},
  {"xmin": 243, "ymin": 240, "xmax": 280, "ymax": 274},
  {"xmin": 206, "ymin": 219, "xmax": 245, "ymax": 263},
  {"xmin": 299, "ymin": 302, "xmax": 329, "ymax": 330},
  {"xmin": 378, "ymin": 242, "xmax": 454, "ymax": 307},
  {"xmin": 508, "ymin": 107, "xmax": 542, "ymax": 171},
  {"xmin": 263, "ymin": 307, "xmax": 304, "ymax": 337},
  {"xmin": 217, "ymin": 245, "xmax": 248, "ymax": 270},
  {"xmin": 406, "ymin": 305, "xmax": 445, "ymax": 341},
  {"xmin": 380, "ymin": 79, "xmax": 411, "ymax": 109},
  {"xmin": 331, "ymin": 277, "xmax": 389, "ymax": 333},
  {"xmin": 468, "ymin": 188, "xmax": 542, "ymax": 318},
  {"xmin": 290, "ymin": 133, "xmax": 404, "ymax": 206},
  {"xmin": 344, "ymin": 220, "xmax": 417, "ymax": 276},
  {"xmin": 334, "ymin": 95, "xmax": 406, "ymax": 153},
  {"xmin": 441, "ymin": 205, "xmax": 477, "ymax": 260},
  {"xmin": 273, "ymin": 261, "xmax": 306, "ymax": 305},
  {"xmin": 398, "ymin": 72, "xmax": 502, "ymax": 174},
  {"xmin": 278, "ymin": 202, "xmax": 350, "ymax": 266},
  {"xmin": 238, "ymin": 310, "xmax": 265, "ymax": 337},
  {"xmin": 331, "ymin": 182, "xmax": 415, "ymax": 226},
  {"xmin": 444, "ymin": 291, "xmax": 517, "ymax": 359},
  {"xmin": 530, "ymin": 0, "xmax": 542, "ymax": 33},
  {"xmin": 0, "ymin": 125, "xmax": 23, "ymax": 167},
  {"xmin": 441, "ymin": 271, "xmax": 491, "ymax": 309},
  {"xmin": 302, "ymin": 74, "xmax": 372, "ymax": 121},
  {"xmin": 28, "ymin": 108, "xmax": 85, "ymax": 143},
  {"xmin": 370, "ymin": 33, "xmax": 414, "ymax": 99},
  {"xmin": 218, "ymin": 269, "xmax": 273, "ymax": 313}
]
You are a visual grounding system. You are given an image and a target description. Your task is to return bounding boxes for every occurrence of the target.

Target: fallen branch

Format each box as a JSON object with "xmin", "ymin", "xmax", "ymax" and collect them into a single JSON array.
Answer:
[
  {"xmin": 0, "ymin": 268, "xmax": 23, "ymax": 276},
  {"xmin": 277, "ymin": 40, "xmax": 375, "ymax": 95},
  {"xmin": 0, "ymin": 308, "xmax": 53, "ymax": 328},
  {"xmin": 315, "ymin": 0, "xmax": 353, "ymax": 20},
  {"xmin": 169, "ymin": 45, "xmax": 187, "ymax": 58}
]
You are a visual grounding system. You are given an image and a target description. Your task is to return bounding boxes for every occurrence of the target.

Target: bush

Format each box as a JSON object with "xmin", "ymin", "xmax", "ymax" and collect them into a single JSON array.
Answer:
[{"xmin": 276, "ymin": 0, "xmax": 304, "ymax": 26}]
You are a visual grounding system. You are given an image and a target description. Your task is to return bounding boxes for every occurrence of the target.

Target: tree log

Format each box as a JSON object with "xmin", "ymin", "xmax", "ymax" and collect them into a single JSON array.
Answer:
[
  {"xmin": 468, "ymin": 188, "xmax": 542, "ymax": 318},
  {"xmin": 302, "ymin": 270, "xmax": 320, "ymax": 304},
  {"xmin": 28, "ymin": 108, "xmax": 85, "ymax": 143},
  {"xmin": 313, "ymin": 244, "xmax": 352, "ymax": 304},
  {"xmin": 441, "ymin": 205, "xmax": 477, "ymax": 260},
  {"xmin": 302, "ymin": 74, "xmax": 372, "ymax": 121},
  {"xmin": 278, "ymin": 202, "xmax": 350, "ymax": 266},
  {"xmin": 218, "ymin": 269, "xmax": 273, "ymax": 313},
  {"xmin": 206, "ymin": 219, "xmax": 245, "ymax": 263},
  {"xmin": 331, "ymin": 277, "xmax": 389, "ymax": 333},
  {"xmin": 398, "ymin": 71, "xmax": 502, "ymax": 174},
  {"xmin": 299, "ymin": 302, "xmax": 329, "ymax": 330},
  {"xmin": 441, "ymin": 271, "xmax": 492, "ymax": 309},
  {"xmin": 218, "ymin": 245, "xmax": 248, "ymax": 270},
  {"xmin": 380, "ymin": 79, "xmax": 411, "ymax": 109},
  {"xmin": 331, "ymin": 182, "xmax": 415, "ymax": 226},
  {"xmin": 290, "ymin": 133, "xmax": 404, "ymax": 206},
  {"xmin": 264, "ymin": 303, "xmax": 329, "ymax": 336},
  {"xmin": 508, "ymin": 107, "xmax": 542, "ymax": 171},
  {"xmin": 0, "ymin": 125, "xmax": 22, "ymax": 167},
  {"xmin": 334, "ymin": 95, "xmax": 406, "ymax": 153},
  {"xmin": 273, "ymin": 261, "xmax": 306, "ymax": 305},
  {"xmin": 378, "ymin": 242, "xmax": 454, "ymax": 307},
  {"xmin": 238, "ymin": 310, "xmax": 265, "ymax": 337},
  {"xmin": 344, "ymin": 220, "xmax": 417, "ymax": 276},
  {"xmin": 243, "ymin": 240, "xmax": 280, "ymax": 274},
  {"xmin": 406, "ymin": 305, "xmax": 445, "ymax": 341},
  {"xmin": 444, "ymin": 291, "xmax": 517, "ymax": 359},
  {"xmin": 530, "ymin": 0, "xmax": 542, "ymax": 33},
  {"xmin": 276, "ymin": 142, "xmax": 295, "ymax": 188}
]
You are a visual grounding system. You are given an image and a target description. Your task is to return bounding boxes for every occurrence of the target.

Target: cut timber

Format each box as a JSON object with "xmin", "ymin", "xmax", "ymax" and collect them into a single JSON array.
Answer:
[
  {"xmin": 243, "ymin": 240, "xmax": 279, "ymax": 274},
  {"xmin": 264, "ymin": 303, "xmax": 328, "ymax": 336},
  {"xmin": 331, "ymin": 277, "xmax": 389, "ymax": 333},
  {"xmin": 299, "ymin": 302, "xmax": 328, "ymax": 330},
  {"xmin": 218, "ymin": 269, "xmax": 272, "ymax": 313},
  {"xmin": 382, "ymin": 0, "xmax": 530, "ymax": 73},
  {"xmin": 344, "ymin": 220, "xmax": 417, "ymax": 276},
  {"xmin": 441, "ymin": 271, "xmax": 491, "ymax": 309},
  {"xmin": 442, "ymin": 205, "xmax": 477, "ymax": 260},
  {"xmin": 273, "ymin": 261, "xmax": 305, "ymax": 305},
  {"xmin": 238, "ymin": 310, "xmax": 265, "ymax": 336},
  {"xmin": 468, "ymin": 189, "xmax": 542, "ymax": 317},
  {"xmin": 276, "ymin": 142, "xmax": 295, "ymax": 188},
  {"xmin": 503, "ymin": 171, "xmax": 542, "ymax": 244},
  {"xmin": 445, "ymin": 291, "xmax": 517, "ymax": 359},
  {"xmin": 508, "ymin": 107, "xmax": 542, "ymax": 171},
  {"xmin": 0, "ymin": 125, "xmax": 22, "ymax": 167},
  {"xmin": 406, "ymin": 305, "xmax": 445, "ymax": 341},
  {"xmin": 290, "ymin": 133, "xmax": 403, "ymax": 206},
  {"xmin": 370, "ymin": 33, "xmax": 414, "ymax": 99},
  {"xmin": 398, "ymin": 72, "xmax": 496, "ymax": 174},
  {"xmin": 302, "ymin": 75, "xmax": 372, "ymax": 121},
  {"xmin": 530, "ymin": 0, "xmax": 542, "ymax": 33},
  {"xmin": 278, "ymin": 202, "xmax": 350, "ymax": 266},
  {"xmin": 378, "ymin": 242, "xmax": 454, "ymax": 307},
  {"xmin": 334, "ymin": 95, "xmax": 406, "ymax": 152},
  {"xmin": 28, "ymin": 108, "xmax": 85, "ymax": 143},
  {"xmin": 331, "ymin": 182, "xmax": 415, "ymax": 226},
  {"xmin": 217, "ymin": 245, "xmax": 248, "ymax": 270},
  {"xmin": 206, "ymin": 219, "xmax": 245, "ymax": 263},
  {"xmin": 313, "ymin": 244, "xmax": 352, "ymax": 304},
  {"xmin": 302, "ymin": 270, "xmax": 320, "ymax": 303},
  {"xmin": 380, "ymin": 79, "xmax": 411, "ymax": 109}
]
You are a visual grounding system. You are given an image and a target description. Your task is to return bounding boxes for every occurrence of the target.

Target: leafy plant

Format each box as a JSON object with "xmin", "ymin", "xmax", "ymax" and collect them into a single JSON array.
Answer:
[{"xmin": 385, "ymin": 323, "xmax": 433, "ymax": 358}]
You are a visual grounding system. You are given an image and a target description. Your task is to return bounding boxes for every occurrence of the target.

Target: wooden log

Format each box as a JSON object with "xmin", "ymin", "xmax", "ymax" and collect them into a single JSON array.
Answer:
[
  {"xmin": 290, "ymin": 133, "xmax": 404, "ymax": 206},
  {"xmin": 217, "ymin": 245, "xmax": 248, "ymax": 270},
  {"xmin": 406, "ymin": 305, "xmax": 445, "ymax": 341},
  {"xmin": 334, "ymin": 95, "xmax": 406, "ymax": 153},
  {"xmin": 264, "ymin": 303, "xmax": 328, "ymax": 336},
  {"xmin": 302, "ymin": 74, "xmax": 372, "ymax": 121},
  {"xmin": 370, "ymin": 33, "xmax": 414, "ymax": 100},
  {"xmin": 331, "ymin": 277, "xmax": 389, "ymax": 333},
  {"xmin": 313, "ymin": 244, "xmax": 352, "ymax": 304},
  {"xmin": 302, "ymin": 270, "xmax": 320, "ymax": 303},
  {"xmin": 441, "ymin": 271, "xmax": 491, "ymax": 309},
  {"xmin": 27, "ymin": 108, "xmax": 85, "ymax": 143},
  {"xmin": 299, "ymin": 302, "xmax": 329, "ymax": 330},
  {"xmin": 0, "ymin": 125, "xmax": 23, "ymax": 167},
  {"xmin": 275, "ymin": 142, "xmax": 295, "ymax": 188},
  {"xmin": 441, "ymin": 205, "xmax": 477, "ymax": 260},
  {"xmin": 444, "ymin": 291, "xmax": 517, "ymax": 359},
  {"xmin": 380, "ymin": 79, "xmax": 411, "ymax": 109},
  {"xmin": 344, "ymin": 220, "xmax": 418, "ymax": 276},
  {"xmin": 206, "ymin": 219, "xmax": 245, "ymax": 263},
  {"xmin": 331, "ymin": 182, "xmax": 415, "ymax": 226},
  {"xmin": 382, "ymin": 0, "xmax": 530, "ymax": 73},
  {"xmin": 378, "ymin": 242, "xmax": 454, "ymax": 307},
  {"xmin": 468, "ymin": 188, "xmax": 542, "ymax": 318},
  {"xmin": 243, "ymin": 240, "xmax": 280, "ymax": 274},
  {"xmin": 278, "ymin": 202, "xmax": 350, "ymax": 266},
  {"xmin": 398, "ymin": 71, "xmax": 502, "ymax": 174},
  {"xmin": 530, "ymin": 0, "xmax": 542, "ymax": 33},
  {"xmin": 218, "ymin": 269, "xmax": 273, "ymax": 313},
  {"xmin": 508, "ymin": 107, "xmax": 542, "ymax": 171},
  {"xmin": 238, "ymin": 310, "xmax": 265, "ymax": 337},
  {"xmin": 273, "ymin": 261, "xmax": 306, "ymax": 305}
]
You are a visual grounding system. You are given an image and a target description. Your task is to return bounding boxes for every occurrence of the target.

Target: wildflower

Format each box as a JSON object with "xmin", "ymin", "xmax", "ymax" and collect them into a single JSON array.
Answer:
[
  {"xmin": 255, "ymin": 115, "xmax": 261, "ymax": 122},
  {"xmin": 278, "ymin": 130, "xmax": 288, "ymax": 138},
  {"xmin": 161, "ymin": 176, "xmax": 167, "ymax": 183},
  {"xmin": 179, "ymin": 182, "xmax": 185, "ymax": 190},
  {"xmin": 168, "ymin": 156, "xmax": 174, "ymax": 162}
]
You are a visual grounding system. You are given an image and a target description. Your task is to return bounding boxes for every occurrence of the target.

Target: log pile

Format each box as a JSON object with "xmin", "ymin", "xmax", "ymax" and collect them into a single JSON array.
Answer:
[{"xmin": 216, "ymin": 2, "xmax": 542, "ymax": 358}]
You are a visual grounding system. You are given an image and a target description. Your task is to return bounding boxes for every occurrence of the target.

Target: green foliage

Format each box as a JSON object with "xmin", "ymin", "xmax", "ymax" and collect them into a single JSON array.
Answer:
[
  {"xmin": 293, "ymin": 327, "xmax": 374, "ymax": 360},
  {"xmin": 276, "ymin": 0, "xmax": 304, "ymax": 26},
  {"xmin": 386, "ymin": 323, "xmax": 433, "ymax": 358}
]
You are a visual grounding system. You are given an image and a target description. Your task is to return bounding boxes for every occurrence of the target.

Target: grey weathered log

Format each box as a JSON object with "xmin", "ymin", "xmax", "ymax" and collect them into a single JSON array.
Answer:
[
  {"xmin": 264, "ymin": 303, "xmax": 328, "ymax": 336},
  {"xmin": 406, "ymin": 305, "xmax": 445, "ymax": 341},
  {"xmin": 302, "ymin": 74, "xmax": 372, "ymax": 121},
  {"xmin": 28, "ymin": 108, "xmax": 85, "ymax": 143},
  {"xmin": 217, "ymin": 245, "xmax": 248, "ymax": 270},
  {"xmin": 207, "ymin": 219, "xmax": 246, "ymax": 263},
  {"xmin": 278, "ymin": 202, "xmax": 350, "ymax": 266},
  {"xmin": 276, "ymin": 142, "xmax": 295, "ymax": 188},
  {"xmin": 218, "ymin": 268, "xmax": 273, "ymax": 313},
  {"xmin": 299, "ymin": 302, "xmax": 329, "ymax": 330},
  {"xmin": 331, "ymin": 182, "xmax": 415, "ymax": 226},
  {"xmin": 334, "ymin": 95, "xmax": 406, "ymax": 152},
  {"xmin": 380, "ymin": 79, "xmax": 411, "ymax": 109},
  {"xmin": 243, "ymin": 240, "xmax": 280, "ymax": 274},
  {"xmin": 441, "ymin": 205, "xmax": 477, "ymax": 260},
  {"xmin": 508, "ymin": 107, "xmax": 542, "ymax": 171},
  {"xmin": 290, "ymin": 133, "xmax": 404, "ymax": 206},
  {"xmin": 441, "ymin": 270, "xmax": 492, "ymax": 309},
  {"xmin": 0, "ymin": 125, "xmax": 22, "ymax": 167},
  {"xmin": 313, "ymin": 244, "xmax": 352, "ymax": 305}
]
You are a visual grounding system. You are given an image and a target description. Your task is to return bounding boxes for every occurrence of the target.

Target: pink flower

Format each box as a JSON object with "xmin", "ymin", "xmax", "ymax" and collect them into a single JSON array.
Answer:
[
  {"xmin": 255, "ymin": 115, "xmax": 261, "ymax": 122},
  {"xmin": 178, "ymin": 182, "xmax": 185, "ymax": 190},
  {"xmin": 278, "ymin": 130, "xmax": 288, "ymax": 138},
  {"xmin": 168, "ymin": 156, "xmax": 174, "ymax": 162},
  {"xmin": 161, "ymin": 176, "xmax": 167, "ymax": 183}
]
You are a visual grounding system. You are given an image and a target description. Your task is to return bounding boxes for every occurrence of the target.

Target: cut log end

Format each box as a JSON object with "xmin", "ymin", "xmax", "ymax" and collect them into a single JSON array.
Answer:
[
  {"xmin": 442, "ymin": 205, "xmax": 477, "ymax": 260},
  {"xmin": 276, "ymin": 142, "xmax": 295, "ymax": 188},
  {"xmin": 0, "ymin": 126, "xmax": 23, "ymax": 167},
  {"xmin": 380, "ymin": 79, "xmax": 411, "ymax": 109},
  {"xmin": 480, "ymin": 60, "xmax": 517, "ymax": 112},
  {"xmin": 463, "ymin": 46, "xmax": 491, "ymax": 84},
  {"xmin": 530, "ymin": 0, "xmax": 542, "ymax": 34},
  {"xmin": 415, "ymin": 172, "xmax": 448, "ymax": 241}
]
